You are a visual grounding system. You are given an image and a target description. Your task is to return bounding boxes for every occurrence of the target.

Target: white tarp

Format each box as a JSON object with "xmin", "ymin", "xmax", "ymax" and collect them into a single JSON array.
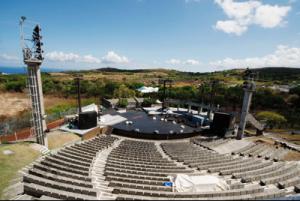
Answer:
[
  {"xmin": 172, "ymin": 174, "xmax": 229, "ymax": 193},
  {"xmin": 137, "ymin": 86, "xmax": 159, "ymax": 93},
  {"xmin": 82, "ymin": 103, "xmax": 98, "ymax": 113},
  {"xmin": 100, "ymin": 114, "xmax": 127, "ymax": 126}
]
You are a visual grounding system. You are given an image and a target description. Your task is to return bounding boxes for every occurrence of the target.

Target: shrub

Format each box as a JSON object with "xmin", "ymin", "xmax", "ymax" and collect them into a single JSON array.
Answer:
[
  {"xmin": 141, "ymin": 98, "xmax": 156, "ymax": 107},
  {"xmin": 117, "ymin": 98, "xmax": 128, "ymax": 108},
  {"xmin": 256, "ymin": 111, "xmax": 287, "ymax": 129},
  {"xmin": 5, "ymin": 81, "xmax": 26, "ymax": 92}
]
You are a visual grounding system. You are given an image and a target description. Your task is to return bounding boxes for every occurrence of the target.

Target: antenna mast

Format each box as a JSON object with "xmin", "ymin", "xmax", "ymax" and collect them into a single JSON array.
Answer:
[{"xmin": 19, "ymin": 16, "xmax": 48, "ymax": 147}]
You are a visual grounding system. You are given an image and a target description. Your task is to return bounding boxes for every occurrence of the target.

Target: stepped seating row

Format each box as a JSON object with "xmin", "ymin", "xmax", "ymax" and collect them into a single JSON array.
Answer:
[
  {"xmin": 161, "ymin": 142, "xmax": 229, "ymax": 167},
  {"xmin": 105, "ymin": 140, "xmax": 191, "ymax": 195},
  {"xmin": 231, "ymin": 142, "xmax": 289, "ymax": 161},
  {"xmin": 115, "ymin": 188, "xmax": 287, "ymax": 200},
  {"xmin": 161, "ymin": 142, "xmax": 264, "ymax": 174},
  {"xmin": 160, "ymin": 141, "xmax": 300, "ymax": 199},
  {"xmin": 106, "ymin": 140, "xmax": 288, "ymax": 200},
  {"xmin": 192, "ymin": 137, "xmax": 231, "ymax": 150},
  {"xmin": 114, "ymin": 186, "xmax": 287, "ymax": 200},
  {"xmin": 21, "ymin": 135, "xmax": 118, "ymax": 200}
]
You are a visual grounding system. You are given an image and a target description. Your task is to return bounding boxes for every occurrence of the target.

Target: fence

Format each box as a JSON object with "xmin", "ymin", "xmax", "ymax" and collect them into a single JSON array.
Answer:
[{"xmin": 0, "ymin": 107, "xmax": 77, "ymax": 143}]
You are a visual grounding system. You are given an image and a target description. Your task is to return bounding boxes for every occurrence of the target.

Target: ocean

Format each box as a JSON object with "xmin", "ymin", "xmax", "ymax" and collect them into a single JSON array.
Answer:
[{"xmin": 0, "ymin": 66, "xmax": 65, "ymax": 74}]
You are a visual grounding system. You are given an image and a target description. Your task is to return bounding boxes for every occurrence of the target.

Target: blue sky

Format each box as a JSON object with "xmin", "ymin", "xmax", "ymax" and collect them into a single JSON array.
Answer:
[{"xmin": 0, "ymin": 0, "xmax": 299, "ymax": 72}]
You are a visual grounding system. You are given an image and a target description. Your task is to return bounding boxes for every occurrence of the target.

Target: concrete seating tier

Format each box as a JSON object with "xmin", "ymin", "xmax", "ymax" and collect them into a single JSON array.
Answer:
[
  {"xmin": 33, "ymin": 163, "xmax": 91, "ymax": 182},
  {"xmin": 106, "ymin": 158, "xmax": 178, "ymax": 166},
  {"xmin": 105, "ymin": 170, "xmax": 170, "ymax": 182},
  {"xmin": 232, "ymin": 162, "xmax": 285, "ymax": 180},
  {"xmin": 105, "ymin": 140, "xmax": 291, "ymax": 200},
  {"xmin": 278, "ymin": 177, "xmax": 300, "ymax": 189},
  {"xmin": 105, "ymin": 140, "xmax": 194, "ymax": 198},
  {"xmin": 207, "ymin": 158, "xmax": 263, "ymax": 173},
  {"xmin": 260, "ymin": 167, "xmax": 300, "ymax": 186},
  {"xmin": 21, "ymin": 135, "xmax": 118, "ymax": 200},
  {"xmin": 241, "ymin": 164, "xmax": 299, "ymax": 183},
  {"xmin": 115, "ymin": 189, "xmax": 287, "ymax": 200},
  {"xmin": 159, "ymin": 140, "xmax": 300, "ymax": 199},
  {"xmin": 218, "ymin": 160, "xmax": 274, "ymax": 175},
  {"xmin": 198, "ymin": 158, "xmax": 252, "ymax": 170},
  {"xmin": 109, "ymin": 180, "xmax": 173, "ymax": 192},
  {"xmin": 106, "ymin": 175, "xmax": 170, "ymax": 186},
  {"xmin": 231, "ymin": 142, "xmax": 288, "ymax": 161},
  {"xmin": 192, "ymin": 138, "xmax": 231, "ymax": 149},
  {"xmin": 295, "ymin": 185, "xmax": 300, "ymax": 193},
  {"xmin": 24, "ymin": 183, "xmax": 96, "ymax": 200},
  {"xmin": 107, "ymin": 163, "xmax": 189, "ymax": 174},
  {"xmin": 113, "ymin": 185, "xmax": 265, "ymax": 198},
  {"xmin": 28, "ymin": 168, "xmax": 93, "ymax": 188},
  {"xmin": 106, "ymin": 159, "xmax": 185, "ymax": 169},
  {"xmin": 161, "ymin": 142, "xmax": 252, "ymax": 172},
  {"xmin": 23, "ymin": 174, "xmax": 98, "ymax": 196}
]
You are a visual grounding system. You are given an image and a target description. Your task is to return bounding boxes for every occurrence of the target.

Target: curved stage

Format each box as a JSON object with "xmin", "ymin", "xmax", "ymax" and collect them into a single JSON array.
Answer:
[{"xmin": 109, "ymin": 110, "xmax": 203, "ymax": 140}]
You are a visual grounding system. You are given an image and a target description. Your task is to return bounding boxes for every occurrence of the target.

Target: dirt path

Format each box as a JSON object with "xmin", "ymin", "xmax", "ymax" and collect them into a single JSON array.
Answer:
[{"xmin": 0, "ymin": 93, "xmax": 29, "ymax": 118}]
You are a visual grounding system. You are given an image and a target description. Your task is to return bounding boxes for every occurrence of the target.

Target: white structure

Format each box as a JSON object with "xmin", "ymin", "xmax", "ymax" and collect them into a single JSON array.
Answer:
[{"xmin": 137, "ymin": 86, "xmax": 159, "ymax": 93}]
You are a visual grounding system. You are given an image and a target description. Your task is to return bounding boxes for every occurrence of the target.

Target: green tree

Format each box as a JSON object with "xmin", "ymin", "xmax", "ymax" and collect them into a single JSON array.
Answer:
[
  {"xmin": 113, "ymin": 84, "xmax": 135, "ymax": 98},
  {"xmin": 256, "ymin": 111, "xmax": 287, "ymax": 129}
]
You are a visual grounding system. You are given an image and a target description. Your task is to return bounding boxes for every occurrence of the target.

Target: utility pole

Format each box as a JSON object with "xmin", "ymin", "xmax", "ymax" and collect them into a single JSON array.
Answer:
[
  {"xmin": 237, "ymin": 68, "xmax": 256, "ymax": 140},
  {"xmin": 159, "ymin": 79, "xmax": 173, "ymax": 110},
  {"xmin": 208, "ymin": 80, "xmax": 218, "ymax": 120},
  {"xmin": 20, "ymin": 17, "xmax": 47, "ymax": 147},
  {"xmin": 74, "ymin": 76, "xmax": 83, "ymax": 113}
]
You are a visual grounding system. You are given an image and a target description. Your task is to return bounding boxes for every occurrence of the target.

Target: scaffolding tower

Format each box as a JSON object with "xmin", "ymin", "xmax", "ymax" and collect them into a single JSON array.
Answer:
[{"xmin": 20, "ymin": 16, "xmax": 48, "ymax": 147}]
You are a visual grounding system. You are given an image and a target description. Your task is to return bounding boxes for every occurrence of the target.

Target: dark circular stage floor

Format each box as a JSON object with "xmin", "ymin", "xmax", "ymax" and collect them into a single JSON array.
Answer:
[{"xmin": 107, "ymin": 110, "xmax": 202, "ymax": 139}]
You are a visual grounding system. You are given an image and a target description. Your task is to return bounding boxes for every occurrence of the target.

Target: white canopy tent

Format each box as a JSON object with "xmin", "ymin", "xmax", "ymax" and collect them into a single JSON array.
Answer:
[{"xmin": 137, "ymin": 86, "xmax": 159, "ymax": 93}]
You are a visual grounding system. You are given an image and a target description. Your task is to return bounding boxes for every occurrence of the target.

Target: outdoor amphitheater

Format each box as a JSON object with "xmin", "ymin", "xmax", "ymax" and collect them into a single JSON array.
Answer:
[
  {"xmin": 15, "ymin": 105, "xmax": 300, "ymax": 200},
  {"xmin": 6, "ymin": 15, "xmax": 300, "ymax": 200}
]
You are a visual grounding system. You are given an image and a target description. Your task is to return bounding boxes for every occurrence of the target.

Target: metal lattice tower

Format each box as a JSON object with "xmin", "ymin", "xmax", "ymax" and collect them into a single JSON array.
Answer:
[{"xmin": 20, "ymin": 16, "xmax": 48, "ymax": 147}]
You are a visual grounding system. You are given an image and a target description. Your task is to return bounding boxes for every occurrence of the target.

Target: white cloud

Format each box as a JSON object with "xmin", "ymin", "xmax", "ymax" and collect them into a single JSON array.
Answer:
[
  {"xmin": 0, "ymin": 53, "xmax": 19, "ymax": 61},
  {"xmin": 184, "ymin": 59, "xmax": 200, "ymax": 65},
  {"xmin": 215, "ymin": 20, "xmax": 248, "ymax": 35},
  {"xmin": 80, "ymin": 55, "xmax": 101, "ymax": 63},
  {"xmin": 101, "ymin": 51, "xmax": 129, "ymax": 64},
  {"xmin": 254, "ymin": 5, "xmax": 290, "ymax": 28},
  {"xmin": 214, "ymin": 0, "xmax": 291, "ymax": 35},
  {"xmin": 166, "ymin": 58, "xmax": 200, "ymax": 65},
  {"xmin": 209, "ymin": 45, "xmax": 300, "ymax": 69},
  {"xmin": 45, "ymin": 51, "xmax": 81, "ymax": 62},
  {"xmin": 45, "ymin": 51, "xmax": 129, "ymax": 64},
  {"xmin": 166, "ymin": 59, "xmax": 181, "ymax": 65}
]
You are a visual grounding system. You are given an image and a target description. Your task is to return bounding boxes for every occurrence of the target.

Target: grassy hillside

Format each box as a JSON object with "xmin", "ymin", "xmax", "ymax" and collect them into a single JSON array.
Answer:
[{"xmin": 1, "ymin": 67, "xmax": 300, "ymax": 130}]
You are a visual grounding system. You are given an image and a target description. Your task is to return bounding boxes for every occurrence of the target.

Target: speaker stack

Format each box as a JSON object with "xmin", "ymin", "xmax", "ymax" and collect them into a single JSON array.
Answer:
[
  {"xmin": 78, "ymin": 111, "xmax": 97, "ymax": 130},
  {"xmin": 210, "ymin": 112, "xmax": 232, "ymax": 137}
]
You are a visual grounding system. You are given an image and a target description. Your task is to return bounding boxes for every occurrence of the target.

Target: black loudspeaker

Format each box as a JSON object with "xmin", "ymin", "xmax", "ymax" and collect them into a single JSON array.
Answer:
[
  {"xmin": 78, "ymin": 111, "xmax": 97, "ymax": 130},
  {"xmin": 211, "ymin": 112, "xmax": 232, "ymax": 137}
]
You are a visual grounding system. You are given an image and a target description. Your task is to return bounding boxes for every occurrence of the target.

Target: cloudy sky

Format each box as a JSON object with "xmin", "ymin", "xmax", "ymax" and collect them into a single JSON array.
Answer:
[{"xmin": 0, "ymin": 0, "xmax": 299, "ymax": 72}]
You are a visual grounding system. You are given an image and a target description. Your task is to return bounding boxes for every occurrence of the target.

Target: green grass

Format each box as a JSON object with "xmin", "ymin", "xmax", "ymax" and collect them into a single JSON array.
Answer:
[{"xmin": 0, "ymin": 143, "xmax": 40, "ymax": 199}]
